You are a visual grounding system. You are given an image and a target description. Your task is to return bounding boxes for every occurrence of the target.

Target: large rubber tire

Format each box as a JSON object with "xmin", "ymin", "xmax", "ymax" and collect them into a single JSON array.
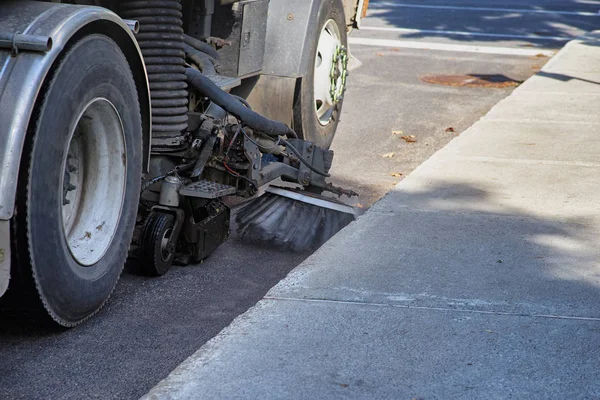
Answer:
[
  {"xmin": 293, "ymin": 0, "xmax": 347, "ymax": 150},
  {"xmin": 11, "ymin": 34, "xmax": 143, "ymax": 327}
]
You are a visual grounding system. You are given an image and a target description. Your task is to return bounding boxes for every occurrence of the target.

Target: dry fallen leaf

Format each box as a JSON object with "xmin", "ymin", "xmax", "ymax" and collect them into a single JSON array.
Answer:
[
  {"xmin": 356, "ymin": 203, "xmax": 365, "ymax": 209},
  {"xmin": 445, "ymin": 127, "xmax": 455, "ymax": 133},
  {"xmin": 391, "ymin": 172, "xmax": 403, "ymax": 177},
  {"xmin": 376, "ymin": 52, "xmax": 384, "ymax": 56},
  {"xmin": 401, "ymin": 135, "xmax": 417, "ymax": 143},
  {"xmin": 392, "ymin": 130, "xmax": 403, "ymax": 136},
  {"xmin": 535, "ymin": 53, "xmax": 547, "ymax": 58},
  {"xmin": 382, "ymin": 152, "xmax": 395, "ymax": 158},
  {"xmin": 390, "ymin": 48, "xmax": 400, "ymax": 52}
]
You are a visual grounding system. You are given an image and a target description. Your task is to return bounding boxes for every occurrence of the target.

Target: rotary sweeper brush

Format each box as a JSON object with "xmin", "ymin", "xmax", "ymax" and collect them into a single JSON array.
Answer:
[{"xmin": 235, "ymin": 187, "xmax": 358, "ymax": 252}]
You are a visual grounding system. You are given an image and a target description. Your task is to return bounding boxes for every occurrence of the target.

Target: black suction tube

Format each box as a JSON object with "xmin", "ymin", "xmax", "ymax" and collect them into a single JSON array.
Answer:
[{"xmin": 185, "ymin": 68, "xmax": 297, "ymax": 138}]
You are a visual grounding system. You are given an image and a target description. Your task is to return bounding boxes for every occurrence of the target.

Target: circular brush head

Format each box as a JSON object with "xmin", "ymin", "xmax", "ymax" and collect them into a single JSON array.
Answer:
[{"xmin": 234, "ymin": 193, "xmax": 356, "ymax": 252}]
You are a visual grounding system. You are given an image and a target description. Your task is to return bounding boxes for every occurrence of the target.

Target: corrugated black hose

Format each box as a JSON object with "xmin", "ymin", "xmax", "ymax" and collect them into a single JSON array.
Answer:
[{"xmin": 120, "ymin": 0, "xmax": 189, "ymax": 138}]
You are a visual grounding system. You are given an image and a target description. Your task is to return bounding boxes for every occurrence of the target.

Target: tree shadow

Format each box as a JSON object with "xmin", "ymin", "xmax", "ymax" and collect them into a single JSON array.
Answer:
[
  {"xmin": 283, "ymin": 179, "xmax": 600, "ymax": 320},
  {"xmin": 537, "ymin": 70, "xmax": 600, "ymax": 85},
  {"xmin": 364, "ymin": 1, "xmax": 600, "ymax": 49}
]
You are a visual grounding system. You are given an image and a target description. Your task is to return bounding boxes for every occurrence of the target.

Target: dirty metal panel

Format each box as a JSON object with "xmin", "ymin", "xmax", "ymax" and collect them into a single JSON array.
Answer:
[{"xmin": 238, "ymin": 0, "xmax": 268, "ymax": 77}]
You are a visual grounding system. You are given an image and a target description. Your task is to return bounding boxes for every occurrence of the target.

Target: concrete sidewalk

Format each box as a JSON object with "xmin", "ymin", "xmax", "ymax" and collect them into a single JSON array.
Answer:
[{"xmin": 143, "ymin": 34, "xmax": 600, "ymax": 399}]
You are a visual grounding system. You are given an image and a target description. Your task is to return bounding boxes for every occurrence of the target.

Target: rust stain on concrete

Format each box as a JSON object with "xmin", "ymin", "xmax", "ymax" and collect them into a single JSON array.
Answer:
[{"xmin": 421, "ymin": 74, "xmax": 522, "ymax": 88}]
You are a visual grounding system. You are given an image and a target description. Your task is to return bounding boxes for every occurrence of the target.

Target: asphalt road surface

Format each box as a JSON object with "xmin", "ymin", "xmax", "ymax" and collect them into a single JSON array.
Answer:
[{"xmin": 1, "ymin": 1, "xmax": 598, "ymax": 399}]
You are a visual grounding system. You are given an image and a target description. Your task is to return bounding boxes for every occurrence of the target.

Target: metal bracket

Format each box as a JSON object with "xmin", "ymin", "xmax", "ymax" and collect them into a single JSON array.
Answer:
[{"xmin": 243, "ymin": 135, "xmax": 262, "ymax": 184}]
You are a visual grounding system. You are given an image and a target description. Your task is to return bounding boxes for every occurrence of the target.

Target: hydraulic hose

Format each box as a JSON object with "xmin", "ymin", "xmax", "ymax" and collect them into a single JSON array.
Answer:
[
  {"xmin": 183, "ymin": 43, "xmax": 217, "ymax": 76},
  {"xmin": 184, "ymin": 34, "xmax": 220, "ymax": 61},
  {"xmin": 185, "ymin": 68, "xmax": 298, "ymax": 138}
]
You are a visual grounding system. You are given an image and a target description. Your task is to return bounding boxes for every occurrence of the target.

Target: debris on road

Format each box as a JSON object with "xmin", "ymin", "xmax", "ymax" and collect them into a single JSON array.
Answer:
[
  {"xmin": 421, "ymin": 74, "xmax": 521, "ymax": 88},
  {"xmin": 445, "ymin": 127, "xmax": 455, "ymax": 133},
  {"xmin": 400, "ymin": 135, "xmax": 417, "ymax": 143},
  {"xmin": 382, "ymin": 152, "xmax": 395, "ymax": 158},
  {"xmin": 391, "ymin": 172, "xmax": 404, "ymax": 177},
  {"xmin": 392, "ymin": 130, "xmax": 404, "ymax": 136}
]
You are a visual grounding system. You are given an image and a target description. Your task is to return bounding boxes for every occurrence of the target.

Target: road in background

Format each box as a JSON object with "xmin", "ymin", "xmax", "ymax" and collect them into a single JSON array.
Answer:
[
  {"xmin": 1, "ymin": 1, "xmax": 598, "ymax": 399},
  {"xmin": 331, "ymin": 0, "xmax": 599, "ymax": 205}
]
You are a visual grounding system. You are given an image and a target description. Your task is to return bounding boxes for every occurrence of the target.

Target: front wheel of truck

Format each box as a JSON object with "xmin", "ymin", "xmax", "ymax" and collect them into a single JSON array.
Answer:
[
  {"xmin": 11, "ymin": 34, "xmax": 143, "ymax": 327},
  {"xmin": 293, "ymin": 0, "xmax": 348, "ymax": 150}
]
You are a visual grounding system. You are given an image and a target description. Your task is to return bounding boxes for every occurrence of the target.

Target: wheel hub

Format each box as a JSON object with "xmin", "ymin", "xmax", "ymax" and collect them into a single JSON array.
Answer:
[
  {"xmin": 61, "ymin": 98, "xmax": 127, "ymax": 266},
  {"xmin": 313, "ymin": 19, "xmax": 348, "ymax": 126}
]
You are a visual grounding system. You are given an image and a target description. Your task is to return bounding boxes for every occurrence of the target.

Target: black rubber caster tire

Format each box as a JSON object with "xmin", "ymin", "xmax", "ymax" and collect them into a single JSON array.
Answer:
[{"xmin": 139, "ymin": 213, "xmax": 176, "ymax": 277}]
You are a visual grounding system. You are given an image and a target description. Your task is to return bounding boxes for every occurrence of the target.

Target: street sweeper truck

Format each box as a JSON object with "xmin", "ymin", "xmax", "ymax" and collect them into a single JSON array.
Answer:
[{"xmin": 0, "ymin": 0, "xmax": 368, "ymax": 327}]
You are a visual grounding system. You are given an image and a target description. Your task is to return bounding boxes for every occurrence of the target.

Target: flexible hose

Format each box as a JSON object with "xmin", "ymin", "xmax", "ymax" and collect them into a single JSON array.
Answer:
[
  {"xmin": 184, "ymin": 34, "xmax": 220, "ymax": 61},
  {"xmin": 185, "ymin": 67, "xmax": 298, "ymax": 138},
  {"xmin": 120, "ymin": 0, "xmax": 189, "ymax": 137},
  {"xmin": 183, "ymin": 43, "xmax": 217, "ymax": 76}
]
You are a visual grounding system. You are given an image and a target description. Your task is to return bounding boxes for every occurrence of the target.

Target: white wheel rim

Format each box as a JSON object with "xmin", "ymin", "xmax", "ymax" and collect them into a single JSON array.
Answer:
[
  {"xmin": 314, "ymin": 19, "xmax": 342, "ymax": 126},
  {"xmin": 61, "ymin": 98, "xmax": 127, "ymax": 266}
]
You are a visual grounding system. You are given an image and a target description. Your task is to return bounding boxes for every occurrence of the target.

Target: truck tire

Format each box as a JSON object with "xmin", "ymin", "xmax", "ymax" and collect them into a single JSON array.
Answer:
[
  {"xmin": 12, "ymin": 34, "xmax": 143, "ymax": 327},
  {"xmin": 293, "ymin": 0, "xmax": 348, "ymax": 150}
]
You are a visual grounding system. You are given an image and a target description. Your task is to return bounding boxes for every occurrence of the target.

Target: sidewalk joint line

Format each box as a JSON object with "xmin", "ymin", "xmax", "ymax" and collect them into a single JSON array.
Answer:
[
  {"xmin": 264, "ymin": 296, "xmax": 600, "ymax": 322},
  {"xmin": 368, "ymin": 207, "xmax": 598, "ymax": 228},
  {"xmin": 485, "ymin": 118, "xmax": 600, "ymax": 125},
  {"xmin": 455, "ymin": 156, "xmax": 600, "ymax": 168}
]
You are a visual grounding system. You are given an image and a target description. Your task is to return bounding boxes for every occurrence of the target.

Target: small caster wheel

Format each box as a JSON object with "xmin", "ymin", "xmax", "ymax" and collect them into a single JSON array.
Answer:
[{"xmin": 140, "ymin": 212, "xmax": 176, "ymax": 276}]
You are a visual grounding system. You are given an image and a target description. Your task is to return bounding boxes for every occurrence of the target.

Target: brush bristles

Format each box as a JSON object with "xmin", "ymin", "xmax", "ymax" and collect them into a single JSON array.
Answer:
[{"xmin": 234, "ymin": 193, "xmax": 355, "ymax": 252}]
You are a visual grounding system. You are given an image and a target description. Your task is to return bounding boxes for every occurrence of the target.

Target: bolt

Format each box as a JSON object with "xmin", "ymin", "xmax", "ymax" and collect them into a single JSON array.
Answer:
[
  {"xmin": 302, "ymin": 172, "xmax": 310, "ymax": 184},
  {"xmin": 286, "ymin": 13, "xmax": 294, "ymax": 21}
]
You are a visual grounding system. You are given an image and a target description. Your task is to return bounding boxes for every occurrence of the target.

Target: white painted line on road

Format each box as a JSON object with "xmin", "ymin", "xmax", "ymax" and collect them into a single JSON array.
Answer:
[
  {"xmin": 369, "ymin": 2, "xmax": 600, "ymax": 17},
  {"xmin": 360, "ymin": 26, "xmax": 572, "ymax": 41},
  {"xmin": 348, "ymin": 37, "xmax": 556, "ymax": 57}
]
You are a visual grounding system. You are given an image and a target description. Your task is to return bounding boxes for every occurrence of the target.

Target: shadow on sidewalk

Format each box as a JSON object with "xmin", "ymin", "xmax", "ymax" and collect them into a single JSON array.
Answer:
[
  {"xmin": 536, "ymin": 70, "xmax": 600, "ymax": 85},
  {"xmin": 285, "ymin": 179, "xmax": 600, "ymax": 319}
]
